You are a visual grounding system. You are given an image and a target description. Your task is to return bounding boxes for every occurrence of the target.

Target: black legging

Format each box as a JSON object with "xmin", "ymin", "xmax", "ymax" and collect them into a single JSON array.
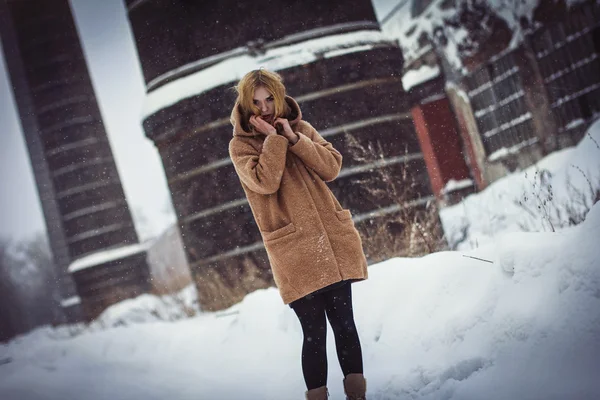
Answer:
[{"xmin": 290, "ymin": 282, "xmax": 363, "ymax": 390}]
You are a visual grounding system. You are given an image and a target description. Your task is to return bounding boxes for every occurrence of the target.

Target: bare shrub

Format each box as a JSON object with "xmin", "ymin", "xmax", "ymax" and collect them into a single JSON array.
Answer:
[
  {"xmin": 344, "ymin": 133, "xmax": 446, "ymax": 261},
  {"xmin": 515, "ymin": 168, "xmax": 557, "ymax": 232},
  {"xmin": 156, "ymin": 288, "xmax": 199, "ymax": 320},
  {"xmin": 516, "ymin": 130, "xmax": 600, "ymax": 231},
  {"xmin": 515, "ymin": 164, "xmax": 600, "ymax": 232}
]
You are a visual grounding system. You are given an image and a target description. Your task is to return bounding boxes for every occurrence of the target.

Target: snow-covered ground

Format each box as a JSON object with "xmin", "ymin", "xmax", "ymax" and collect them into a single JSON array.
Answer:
[
  {"xmin": 1, "ymin": 203, "xmax": 598, "ymax": 399},
  {"xmin": 2, "ymin": 113, "xmax": 599, "ymax": 399},
  {"xmin": 441, "ymin": 119, "xmax": 600, "ymax": 251}
]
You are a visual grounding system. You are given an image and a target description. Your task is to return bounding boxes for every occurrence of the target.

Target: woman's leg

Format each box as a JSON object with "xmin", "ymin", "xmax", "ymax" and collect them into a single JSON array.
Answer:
[
  {"xmin": 290, "ymin": 294, "xmax": 328, "ymax": 390},
  {"xmin": 323, "ymin": 283, "xmax": 363, "ymax": 377}
]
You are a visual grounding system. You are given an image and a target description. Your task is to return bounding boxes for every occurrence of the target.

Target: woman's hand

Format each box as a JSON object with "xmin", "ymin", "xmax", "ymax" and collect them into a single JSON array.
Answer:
[
  {"xmin": 274, "ymin": 118, "xmax": 299, "ymax": 145},
  {"xmin": 250, "ymin": 115, "xmax": 277, "ymax": 136}
]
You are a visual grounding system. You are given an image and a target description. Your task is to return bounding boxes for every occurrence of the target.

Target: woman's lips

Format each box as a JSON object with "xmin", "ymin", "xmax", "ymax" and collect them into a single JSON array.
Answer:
[{"xmin": 262, "ymin": 114, "xmax": 273, "ymax": 123}]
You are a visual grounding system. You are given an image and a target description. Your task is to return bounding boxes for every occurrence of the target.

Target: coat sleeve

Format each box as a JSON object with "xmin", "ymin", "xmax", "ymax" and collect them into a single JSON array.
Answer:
[
  {"xmin": 288, "ymin": 122, "xmax": 342, "ymax": 182},
  {"xmin": 229, "ymin": 134, "xmax": 290, "ymax": 195}
]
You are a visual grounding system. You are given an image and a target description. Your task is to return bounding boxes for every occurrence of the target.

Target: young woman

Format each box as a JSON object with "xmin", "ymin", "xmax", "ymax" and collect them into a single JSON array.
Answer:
[{"xmin": 229, "ymin": 69, "xmax": 368, "ymax": 400}]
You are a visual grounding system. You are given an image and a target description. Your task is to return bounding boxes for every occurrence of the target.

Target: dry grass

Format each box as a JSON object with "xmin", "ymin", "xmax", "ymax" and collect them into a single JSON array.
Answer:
[
  {"xmin": 515, "ymin": 167, "xmax": 600, "ymax": 232},
  {"xmin": 191, "ymin": 252, "xmax": 274, "ymax": 312},
  {"xmin": 515, "ymin": 132, "xmax": 600, "ymax": 231},
  {"xmin": 151, "ymin": 264, "xmax": 193, "ymax": 296},
  {"xmin": 344, "ymin": 133, "xmax": 446, "ymax": 262}
]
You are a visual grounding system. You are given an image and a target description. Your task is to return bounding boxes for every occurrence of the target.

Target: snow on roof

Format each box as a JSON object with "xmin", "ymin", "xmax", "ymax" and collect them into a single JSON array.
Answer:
[
  {"xmin": 324, "ymin": 44, "xmax": 375, "ymax": 59},
  {"xmin": 402, "ymin": 64, "xmax": 440, "ymax": 91},
  {"xmin": 381, "ymin": 0, "xmax": 452, "ymax": 66},
  {"xmin": 142, "ymin": 30, "xmax": 393, "ymax": 118},
  {"xmin": 68, "ymin": 242, "xmax": 150, "ymax": 274},
  {"xmin": 60, "ymin": 296, "xmax": 81, "ymax": 308},
  {"xmin": 488, "ymin": 137, "xmax": 538, "ymax": 162},
  {"xmin": 381, "ymin": 0, "xmax": 543, "ymax": 70},
  {"xmin": 442, "ymin": 178, "xmax": 474, "ymax": 194}
]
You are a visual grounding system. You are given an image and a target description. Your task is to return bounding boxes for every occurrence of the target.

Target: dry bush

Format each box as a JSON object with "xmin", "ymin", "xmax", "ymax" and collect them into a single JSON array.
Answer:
[
  {"xmin": 515, "ymin": 166, "xmax": 600, "ymax": 232},
  {"xmin": 515, "ymin": 168, "xmax": 558, "ymax": 232},
  {"xmin": 191, "ymin": 253, "xmax": 273, "ymax": 312},
  {"xmin": 515, "ymin": 135, "xmax": 600, "ymax": 232},
  {"xmin": 151, "ymin": 263, "xmax": 194, "ymax": 296},
  {"xmin": 344, "ymin": 133, "xmax": 446, "ymax": 262}
]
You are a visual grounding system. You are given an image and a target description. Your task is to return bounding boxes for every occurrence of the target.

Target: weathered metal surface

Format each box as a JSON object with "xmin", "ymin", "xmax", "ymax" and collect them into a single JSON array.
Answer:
[
  {"xmin": 129, "ymin": 0, "xmax": 434, "ymax": 311},
  {"xmin": 2, "ymin": 0, "xmax": 149, "ymax": 321}
]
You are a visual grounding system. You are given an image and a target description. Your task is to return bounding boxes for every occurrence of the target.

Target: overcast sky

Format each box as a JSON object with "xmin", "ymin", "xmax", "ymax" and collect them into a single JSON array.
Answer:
[{"xmin": 0, "ymin": 0, "xmax": 398, "ymax": 243}]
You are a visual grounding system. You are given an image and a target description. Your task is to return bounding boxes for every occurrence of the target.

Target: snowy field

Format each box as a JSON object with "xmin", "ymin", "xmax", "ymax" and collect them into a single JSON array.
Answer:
[
  {"xmin": 1, "ymin": 124, "xmax": 599, "ymax": 399},
  {"xmin": 442, "ymin": 119, "xmax": 600, "ymax": 250},
  {"xmin": 2, "ymin": 1, "xmax": 598, "ymax": 397},
  {"xmin": 2, "ymin": 117, "xmax": 600, "ymax": 400},
  {"xmin": 1, "ymin": 202, "xmax": 599, "ymax": 399}
]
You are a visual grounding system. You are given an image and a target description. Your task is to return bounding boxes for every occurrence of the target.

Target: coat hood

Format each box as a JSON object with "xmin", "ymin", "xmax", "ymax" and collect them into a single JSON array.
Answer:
[{"xmin": 231, "ymin": 95, "xmax": 302, "ymax": 137}]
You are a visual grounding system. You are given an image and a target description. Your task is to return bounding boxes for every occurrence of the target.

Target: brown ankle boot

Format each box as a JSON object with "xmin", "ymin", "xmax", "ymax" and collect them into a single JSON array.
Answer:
[
  {"xmin": 305, "ymin": 385, "xmax": 328, "ymax": 400},
  {"xmin": 343, "ymin": 373, "xmax": 367, "ymax": 400}
]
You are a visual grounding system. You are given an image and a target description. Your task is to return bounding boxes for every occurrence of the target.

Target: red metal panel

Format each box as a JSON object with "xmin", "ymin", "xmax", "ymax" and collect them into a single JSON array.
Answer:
[{"xmin": 412, "ymin": 97, "xmax": 471, "ymax": 198}]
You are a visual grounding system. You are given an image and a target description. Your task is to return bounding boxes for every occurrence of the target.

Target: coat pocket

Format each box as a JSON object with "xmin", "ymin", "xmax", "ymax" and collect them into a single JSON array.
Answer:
[
  {"xmin": 262, "ymin": 222, "xmax": 296, "ymax": 242},
  {"xmin": 262, "ymin": 224, "xmax": 303, "ymax": 299},
  {"xmin": 335, "ymin": 209, "xmax": 353, "ymax": 221}
]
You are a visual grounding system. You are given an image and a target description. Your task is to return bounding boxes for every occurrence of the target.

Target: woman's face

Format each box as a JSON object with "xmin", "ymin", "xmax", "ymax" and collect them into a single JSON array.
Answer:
[{"xmin": 253, "ymin": 86, "xmax": 275, "ymax": 124}]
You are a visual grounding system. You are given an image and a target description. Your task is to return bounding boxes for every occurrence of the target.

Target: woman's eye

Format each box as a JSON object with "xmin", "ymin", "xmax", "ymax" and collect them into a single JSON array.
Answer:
[
  {"xmin": 267, "ymin": 97, "xmax": 274, "ymax": 102},
  {"xmin": 253, "ymin": 101, "xmax": 258, "ymax": 105}
]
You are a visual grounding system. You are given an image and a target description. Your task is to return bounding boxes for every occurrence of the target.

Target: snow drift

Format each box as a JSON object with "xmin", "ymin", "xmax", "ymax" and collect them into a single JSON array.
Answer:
[
  {"xmin": 1, "ymin": 201, "xmax": 599, "ymax": 399},
  {"xmin": 441, "ymin": 118, "xmax": 600, "ymax": 250}
]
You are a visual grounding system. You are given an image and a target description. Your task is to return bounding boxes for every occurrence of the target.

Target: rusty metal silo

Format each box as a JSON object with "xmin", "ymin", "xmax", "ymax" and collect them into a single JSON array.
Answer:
[
  {"xmin": 126, "ymin": 0, "xmax": 434, "ymax": 311},
  {"xmin": 0, "ymin": 0, "xmax": 150, "ymax": 321}
]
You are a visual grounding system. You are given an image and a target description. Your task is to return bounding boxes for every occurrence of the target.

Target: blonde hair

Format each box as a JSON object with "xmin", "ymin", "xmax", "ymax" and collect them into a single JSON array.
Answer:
[{"xmin": 234, "ymin": 69, "xmax": 290, "ymax": 119}]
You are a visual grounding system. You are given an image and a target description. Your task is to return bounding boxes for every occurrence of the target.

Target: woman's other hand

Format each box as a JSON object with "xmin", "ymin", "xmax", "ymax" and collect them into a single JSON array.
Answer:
[
  {"xmin": 274, "ymin": 118, "xmax": 299, "ymax": 145},
  {"xmin": 250, "ymin": 115, "xmax": 277, "ymax": 136}
]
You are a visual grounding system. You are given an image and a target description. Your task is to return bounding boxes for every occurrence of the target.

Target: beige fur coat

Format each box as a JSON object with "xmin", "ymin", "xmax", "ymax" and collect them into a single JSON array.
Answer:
[{"xmin": 229, "ymin": 96, "xmax": 368, "ymax": 304}]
